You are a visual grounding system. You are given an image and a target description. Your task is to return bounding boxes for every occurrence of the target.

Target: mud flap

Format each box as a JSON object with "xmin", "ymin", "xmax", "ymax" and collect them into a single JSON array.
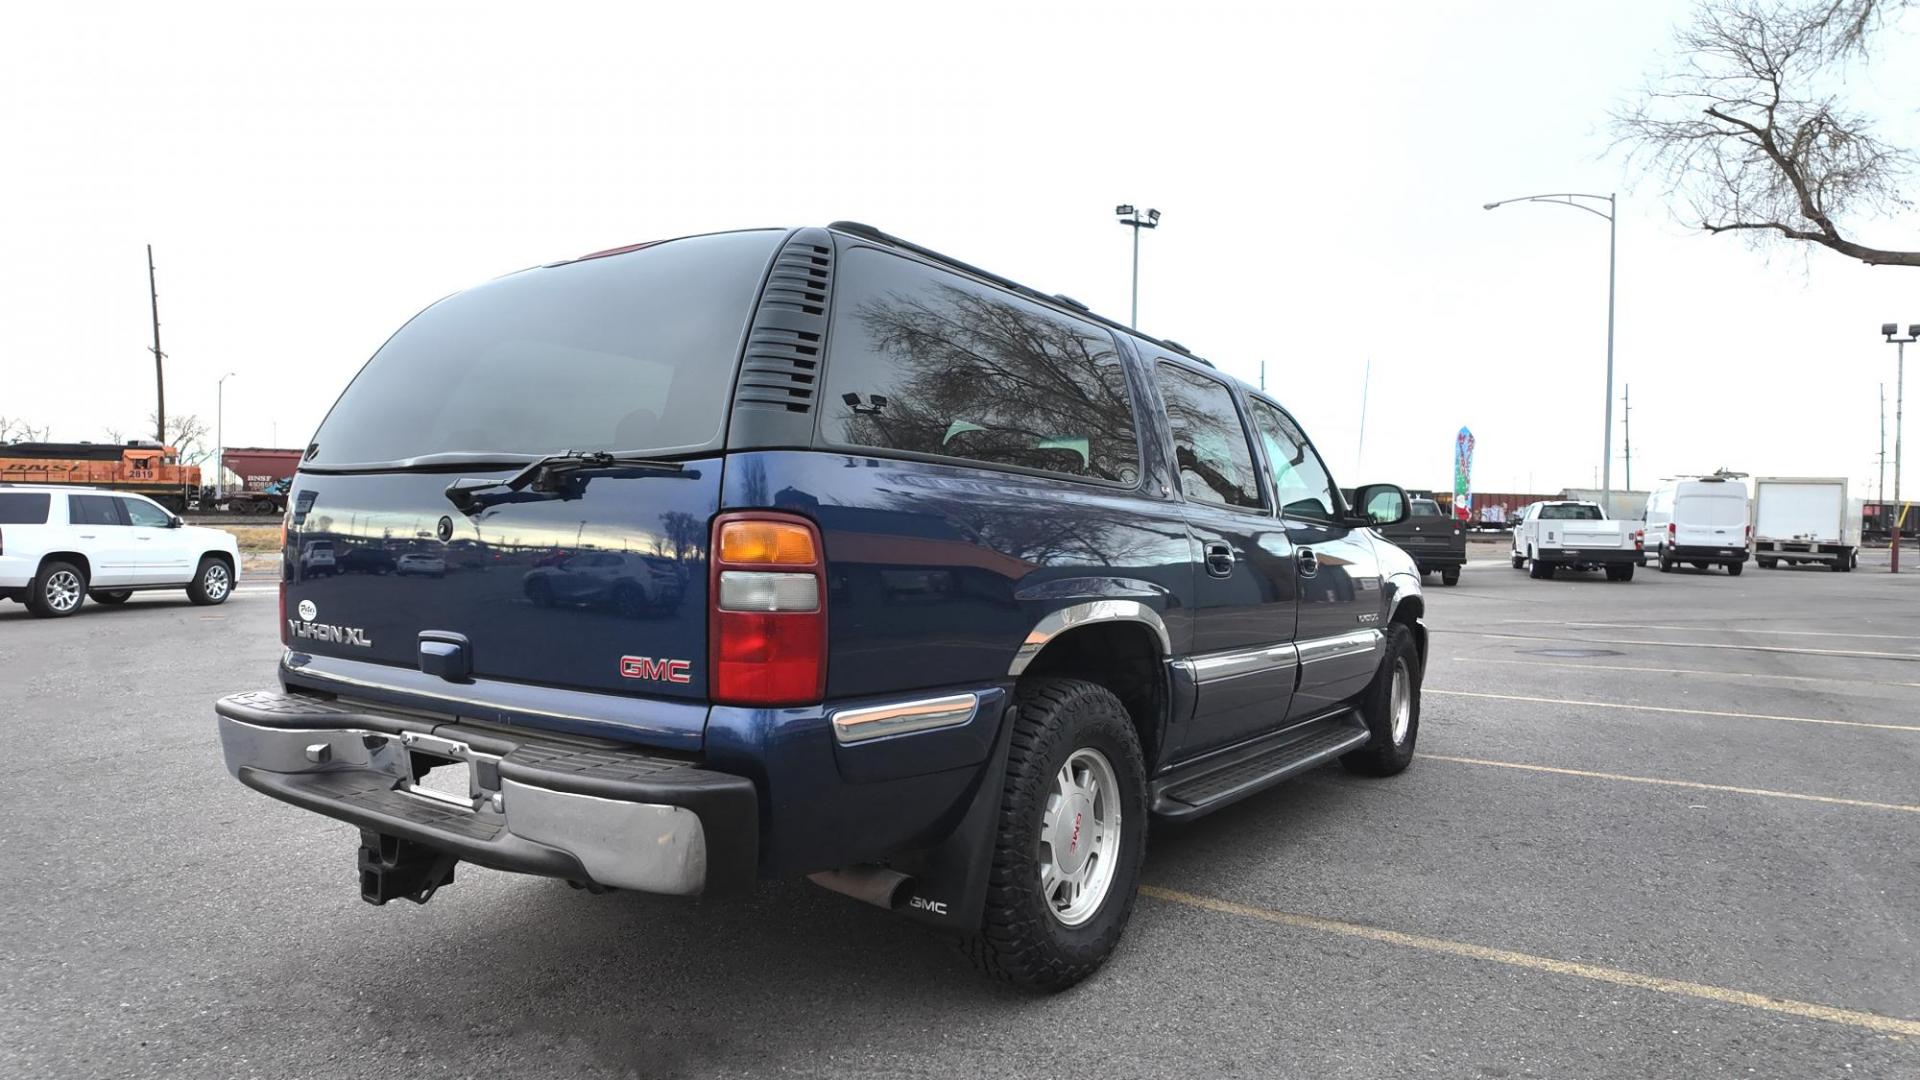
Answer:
[{"xmin": 888, "ymin": 698, "xmax": 1020, "ymax": 931}]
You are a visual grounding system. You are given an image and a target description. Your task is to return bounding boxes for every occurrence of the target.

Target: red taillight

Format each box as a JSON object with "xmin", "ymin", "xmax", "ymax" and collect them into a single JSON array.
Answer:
[
  {"xmin": 1667, "ymin": 522, "xmax": 1677, "ymax": 538},
  {"xmin": 710, "ymin": 512, "xmax": 826, "ymax": 706}
]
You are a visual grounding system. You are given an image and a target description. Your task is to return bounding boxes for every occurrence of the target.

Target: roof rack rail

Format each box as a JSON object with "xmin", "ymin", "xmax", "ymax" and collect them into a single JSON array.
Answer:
[{"xmin": 827, "ymin": 220, "xmax": 1212, "ymax": 367}]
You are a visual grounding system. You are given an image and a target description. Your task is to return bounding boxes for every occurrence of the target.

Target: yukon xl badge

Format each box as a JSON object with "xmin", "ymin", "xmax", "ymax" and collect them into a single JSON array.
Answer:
[
  {"xmin": 620, "ymin": 656, "xmax": 692, "ymax": 684},
  {"xmin": 286, "ymin": 601, "xmax": 375, "ymax": 647}
]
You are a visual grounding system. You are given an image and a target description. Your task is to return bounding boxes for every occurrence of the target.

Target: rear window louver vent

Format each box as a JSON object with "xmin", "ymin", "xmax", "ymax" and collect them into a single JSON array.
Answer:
[{"xmin": 734, "ymin": 232, "xmax": 834, "ymax": 418}]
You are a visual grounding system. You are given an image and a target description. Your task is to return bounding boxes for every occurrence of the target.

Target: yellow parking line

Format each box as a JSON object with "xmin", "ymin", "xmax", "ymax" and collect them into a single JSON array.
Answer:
[
  {"xmin": 1422, "ymin": 753, "xmax": 1920, "ymax": 814},
  {"xmin": 1140, "ymin": 885, "xmax": 1920, "ymax": 1037},
  {"xmin": 1447, "ymin": 656, "xmax": 1920, "ymax": 691},
  {"xmin": 1426, "ymin": 688, "xmax": 1920, "ymax": 733}
]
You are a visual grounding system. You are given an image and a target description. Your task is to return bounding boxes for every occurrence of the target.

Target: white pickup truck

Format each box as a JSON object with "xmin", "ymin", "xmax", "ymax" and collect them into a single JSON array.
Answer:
[{"xmin": 1510, "ymin": 500, "xmax": 1644, "ymax": 581}]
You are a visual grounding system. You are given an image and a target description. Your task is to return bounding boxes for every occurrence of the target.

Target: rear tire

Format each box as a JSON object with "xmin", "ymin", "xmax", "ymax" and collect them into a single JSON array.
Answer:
[
  {"xmin": 91, "ymin": 590, "xmax": 132, "ymax": 604},
  {"xmin": 186, "ymin": 557, "xmax": 232, "ymax": 605},
  {"xmin": 1527, "ymin": 554, "xmax": 1553, "ymax": 579},
  {"xmin": 1605, "ymin": 564, "xmax": 1634, "ymax": 582},
  {"xmin": 27, "ymin": 560, "xmax": 87, "ymax": 618},
  {"xmin": 1440, "ymin": 567, "xmax": 1461, "ymax": 586},
  {"xmin": 1726, "ymin": 561, "xmax": 1743, "ymax": 577},
  {"xmin": 1341, "ymin": 623, "xmax": 1421, "ymax": 777},
  {"xmin": 965, "ymin": 677, "xmax": 1148, "ymax": 992},
  {"xmin": 1828, "ymin": 558, "xmax": 1847, "ymax": 573},
  {"xmin": 1758, "ymin": 558, "xmax": 1776, "ymax": 569},
  {"xmin": 1510, "ymin": 553, "xmax": 1524, "ymax": 569}
]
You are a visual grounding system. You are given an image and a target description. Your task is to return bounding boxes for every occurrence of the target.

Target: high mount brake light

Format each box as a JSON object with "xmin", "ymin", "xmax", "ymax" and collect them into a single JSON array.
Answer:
[{"xmin": 710, "ymin": 514, "xmax": 826, "ymax": 706}]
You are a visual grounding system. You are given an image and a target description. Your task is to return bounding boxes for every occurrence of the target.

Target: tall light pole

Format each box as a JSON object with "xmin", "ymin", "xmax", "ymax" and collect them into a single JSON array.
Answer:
[
  {"xmin": 1484, "ymin": 192, "xmax": 1617, "ymax": 515},
  {"xmin": 1882, "ymin": 323, "xmax": 1916, "ymax": 573},
  {"xmin": 216, "ymin": 371, "xmax": 236, "ymax": 502},
  {"xmin": 1115, "ymin": 205, "xmax": 1160, "ymax": 329}
]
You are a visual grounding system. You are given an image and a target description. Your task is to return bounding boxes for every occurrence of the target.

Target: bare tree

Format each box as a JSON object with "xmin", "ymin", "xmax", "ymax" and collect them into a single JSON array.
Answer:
[
  {"xmin": 147, "ymin": 412, "xmax": 211, "ymax": 464},
  {"xmin": 0, "ymin": 417, "xmax": 52, "ymax": 443},
  {"xmin": 1614, "ymin": 0, "xmax": 1918, "ymax": 268}
]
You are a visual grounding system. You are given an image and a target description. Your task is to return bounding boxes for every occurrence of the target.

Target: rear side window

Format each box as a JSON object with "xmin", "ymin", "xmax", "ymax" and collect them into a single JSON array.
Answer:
[
  {"xmin": 69, "ymin": 494, "xmax": 125, "ymax": 526},
  {"xmin": 1156, "ymin": 364, "xmax": 1264, "ymax": 509},
  {"xmin": 0, "ymin": 492, "xmax": 50, "ymax": 523},
  {"xmin": 819, "ymin": 249, "xmax": 1140, "ymax": 484},
  {"xmin": 307, "ymin": 230, "xmax": 783, "ymax": 466}
]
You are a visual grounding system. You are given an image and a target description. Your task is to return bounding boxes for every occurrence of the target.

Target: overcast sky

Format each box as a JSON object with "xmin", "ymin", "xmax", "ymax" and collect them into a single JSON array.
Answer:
[{"xmin": 4, "ymin": 1, "xmax": 1917, "ymax": 498}]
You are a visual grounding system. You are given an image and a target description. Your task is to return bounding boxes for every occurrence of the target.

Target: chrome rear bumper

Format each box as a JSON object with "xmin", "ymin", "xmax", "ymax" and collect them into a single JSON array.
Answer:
[{"xmin": 215, "ymin": 690, "xmax": 758, "ymax": 896}]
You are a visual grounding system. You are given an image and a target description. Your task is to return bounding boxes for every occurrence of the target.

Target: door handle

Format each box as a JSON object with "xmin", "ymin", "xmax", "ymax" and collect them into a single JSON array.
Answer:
[
  {"xmin": 78, "ymin": 534, "xmax": 95, "ymax": 539},
  {"xmin": 1204, "ymin": 541, "xmax": 1234, "ymax": 578},
  {"xmin": 1297, "ymin": 547, "xmax": 1320, "ymax": 577}
]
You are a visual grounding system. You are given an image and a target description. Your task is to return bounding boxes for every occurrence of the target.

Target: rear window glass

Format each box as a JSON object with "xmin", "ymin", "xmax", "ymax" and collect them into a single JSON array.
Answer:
[
  {"xmin": 819, "ymin": 248, "xmax": 1140, "ymax": 484},
  {"xmin": 1539, "ymin": 504, "xmax": 1602, "ymax": 520},
  {"xmin": 0, "ymin": 492, "xmax": 50, "ymax": 523},
  {"xmin": 307, "ymin": 230, "xmax": 782, "ymax": 466},
  {"xmin": 1410, "ymin": 499, "xmax": 1444, "ymax": 518},
  {"xmin": 1691, "ymin": 495, "xmax": 1748, "ymax": 526}
]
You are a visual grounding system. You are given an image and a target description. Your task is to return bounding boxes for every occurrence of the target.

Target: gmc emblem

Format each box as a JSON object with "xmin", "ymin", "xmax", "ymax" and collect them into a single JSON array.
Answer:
[{"xmin": 620, "ymin": 655, "xmax": 692, "ymax": 684}]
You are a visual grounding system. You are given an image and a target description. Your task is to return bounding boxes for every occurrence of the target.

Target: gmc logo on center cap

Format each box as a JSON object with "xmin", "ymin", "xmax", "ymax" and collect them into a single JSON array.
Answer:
[{"xmin": 620, "ymin": 656, "xmax": 692, "ymax": 684}]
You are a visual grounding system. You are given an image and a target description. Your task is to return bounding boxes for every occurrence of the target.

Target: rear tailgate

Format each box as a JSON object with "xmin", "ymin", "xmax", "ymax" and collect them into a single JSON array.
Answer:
[
  {"xmin": 1543, "ymin": 519, "xmax": 1627, "ymax": 549},
  {"xmin": 279, "ymin": 228, "xmax": 787, "ymax": 749}
]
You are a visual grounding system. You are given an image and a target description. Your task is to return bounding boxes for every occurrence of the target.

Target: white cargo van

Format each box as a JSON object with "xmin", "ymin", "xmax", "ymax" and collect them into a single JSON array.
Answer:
[{"xmin": 1645, "ymin": 477, "xmax": 1750, "ymax": 575}]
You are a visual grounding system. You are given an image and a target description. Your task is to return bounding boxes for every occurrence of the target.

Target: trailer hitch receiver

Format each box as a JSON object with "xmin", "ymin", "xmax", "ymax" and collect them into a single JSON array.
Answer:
[{"xmin": 357, "ymin": 830, "xmax": 458, "ymax": 905}]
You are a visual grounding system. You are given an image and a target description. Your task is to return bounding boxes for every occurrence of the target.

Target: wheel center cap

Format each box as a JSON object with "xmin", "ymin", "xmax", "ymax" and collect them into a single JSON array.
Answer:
[{"xmin": 1055, "ymin": 793, "xmax": 1094, "ymax": 874}]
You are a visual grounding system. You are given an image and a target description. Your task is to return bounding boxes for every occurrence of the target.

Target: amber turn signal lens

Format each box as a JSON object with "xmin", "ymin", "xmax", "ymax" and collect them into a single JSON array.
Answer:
[{"xmin": 717, "ymin": 520, "xmax": 817, "ymax": 565}]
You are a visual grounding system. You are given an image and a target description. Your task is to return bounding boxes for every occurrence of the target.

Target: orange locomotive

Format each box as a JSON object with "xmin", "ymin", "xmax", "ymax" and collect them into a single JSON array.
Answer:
[{"xmin": 0, "ymin": 441, "xmax": 202, "ymax": 511}]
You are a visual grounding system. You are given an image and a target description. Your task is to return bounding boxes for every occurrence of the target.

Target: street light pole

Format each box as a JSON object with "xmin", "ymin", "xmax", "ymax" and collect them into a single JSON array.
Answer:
[
  {"xmin": 1114, "ymin": 205, "xmax": 1160, "ymax": 329},
  {"xmin": 1880, "ymin": 324, "xmax": 1915, "ymax": 573},
  {"xmin": 1484, "ymin": 191, "xmax": 1618, "ymax": 515},
  {"xmin": 216, "ymin": 371, "xmax": 236, "ymax": 502}
]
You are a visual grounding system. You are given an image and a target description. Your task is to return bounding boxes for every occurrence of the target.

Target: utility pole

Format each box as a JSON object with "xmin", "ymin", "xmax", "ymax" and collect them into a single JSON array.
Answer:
[
  {"xmin": 1881, "ymin": 324, "xmax": 1914, "ymax": 574},
  {"xmin": 1356, "ymin": 356, "xmax": 1371, "ymax": 469},
  {"xmin": 1881, "ymin": 383, "xmax": 1888, "ymax": 506},
  {"xmin": 148, "ymin": 245, "xmax": 166, "ymax": 444},
  {"xmin": 1621, "ymin": 384, "xmax": 1632, "ymax": 493}
]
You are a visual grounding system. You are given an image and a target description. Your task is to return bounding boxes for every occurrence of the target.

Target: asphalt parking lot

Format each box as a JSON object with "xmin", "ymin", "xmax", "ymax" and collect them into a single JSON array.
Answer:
[{"xmin": 4, "ymin": 552, "xmax": 1917, "ymax": 1079}]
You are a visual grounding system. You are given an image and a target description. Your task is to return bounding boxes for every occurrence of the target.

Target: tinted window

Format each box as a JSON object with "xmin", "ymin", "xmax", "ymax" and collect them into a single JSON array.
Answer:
[
  {"xmin": 1539, "ymin": 504, "xmax": 1602, "ymax": 520},
  {"xmin": 1410, "ymin": 498, "xmax": 1445, "ymax": 518},
  {"xmin": 308, "ymin": 230, "xmax": 783, "ymax": 465},
  {"xmin": 1692, "ymin": 495, "xmax": 1748, "ymax": 526},
  {"xmin": 69, "ymin": 494, "xmax": 124, "ymax": 526},
  {"xmin": 1248, "ymin": 398, "xmax": 1337, "ymax": 519},
  {"xmin": 1156, "ymin": 364, "xmax": 1263, "ymax": 509},
  {"xmin": 120, "ymin": 497, "xmax": 171, "ymax": 527},
  {"xmin": 0, "ymin": 493, "xmax": 49, "ymax": 524},
  {"xmin": 820, "ymin": 249, "xmax": 1139, "ymax": 483}
]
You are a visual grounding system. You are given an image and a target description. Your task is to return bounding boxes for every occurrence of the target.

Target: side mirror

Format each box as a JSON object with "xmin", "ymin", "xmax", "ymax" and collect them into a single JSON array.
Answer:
[
  {"xmin": 168, "ymin": 515, "xmax": 184, "ymax": 529},
  {"xmin": 1349, "ymin": 483, "xmax": 1410, "ymax": 527}
]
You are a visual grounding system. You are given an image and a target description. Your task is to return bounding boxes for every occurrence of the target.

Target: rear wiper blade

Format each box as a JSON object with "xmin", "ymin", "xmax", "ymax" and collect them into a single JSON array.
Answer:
[{"xmin": 444, "ymin": 451, "xmax": 685, "ymax": 513}]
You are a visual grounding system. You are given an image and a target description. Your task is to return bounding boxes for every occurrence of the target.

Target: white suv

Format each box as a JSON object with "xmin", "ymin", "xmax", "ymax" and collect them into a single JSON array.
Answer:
[{"xmin": 0, "ymin": 484, "xmax": 243, "ymax": 617}]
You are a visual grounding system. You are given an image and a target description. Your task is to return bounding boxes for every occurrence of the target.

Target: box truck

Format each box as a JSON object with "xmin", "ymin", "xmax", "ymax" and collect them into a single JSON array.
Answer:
[{"xmin": 1751, "ymin": 476, "xmax": 1858, "ymax": 571}]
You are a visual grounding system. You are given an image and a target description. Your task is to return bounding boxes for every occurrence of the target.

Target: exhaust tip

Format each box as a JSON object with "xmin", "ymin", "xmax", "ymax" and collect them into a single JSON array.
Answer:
[{"xmin": 807, "ymin": 866, "xmax": 914, "ymax": 910}]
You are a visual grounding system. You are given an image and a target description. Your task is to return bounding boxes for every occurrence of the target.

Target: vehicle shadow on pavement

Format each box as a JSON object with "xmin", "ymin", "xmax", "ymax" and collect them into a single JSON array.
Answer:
[{"xmin": 315, "ymin": 778, "xmax": 1347, "ymax": 1076}]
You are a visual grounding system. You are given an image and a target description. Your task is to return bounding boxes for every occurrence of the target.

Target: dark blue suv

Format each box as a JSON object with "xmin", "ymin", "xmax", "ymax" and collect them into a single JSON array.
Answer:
[{"xmin": 216, "ymin": 223, "xmax": 1425, "ymax": 989}]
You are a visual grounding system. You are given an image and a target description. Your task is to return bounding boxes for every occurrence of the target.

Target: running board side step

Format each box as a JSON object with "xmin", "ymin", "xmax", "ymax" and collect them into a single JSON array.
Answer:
[{"xmin": 1151, "ymin": 712, "xmax": 1370, "ymax": 819}]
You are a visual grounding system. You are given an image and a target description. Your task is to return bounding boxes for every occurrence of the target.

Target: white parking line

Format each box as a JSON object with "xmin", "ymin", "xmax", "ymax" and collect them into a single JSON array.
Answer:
[
  {"xmin": 1423, "ymin": 753, "xmax": 1920, "ymax": 814},
  {"xmin": 1426, "ymin": 688, "xmax": 1920, "ymax": 733},
  {"xmin": 1443, "ymin": 629, "xmax": 1920, "ymax": 663},
  {"xmin": 1500, "ymin": 619, "xmax": 1918, "ymax": 642},
  {"xmin": 1446, "ymin": 655, "xmax": 1920, "ymax": 691}
]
